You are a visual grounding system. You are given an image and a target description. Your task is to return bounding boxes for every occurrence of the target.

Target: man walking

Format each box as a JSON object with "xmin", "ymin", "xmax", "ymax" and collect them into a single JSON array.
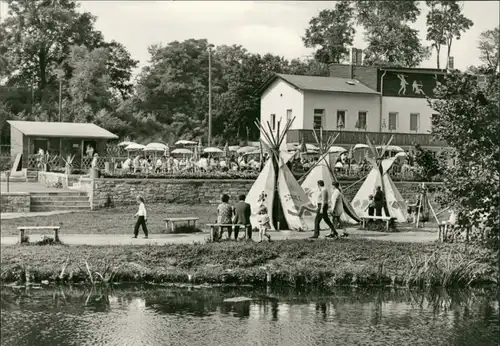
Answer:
[
  {"xmin": 233, "ymin": 194, "xmax": 252, "ymax": 240},
  {"xmin": 327, "ymin": 182, "xmax": 344, "ymax": 238},
  {"xmin": 311, "ymin": 180, "xmax": 339, "ymax": 239}
]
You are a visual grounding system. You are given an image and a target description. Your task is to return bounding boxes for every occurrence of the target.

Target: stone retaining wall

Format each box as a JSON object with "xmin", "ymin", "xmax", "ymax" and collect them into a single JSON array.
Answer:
[
  {"xmin": 1, "ymin": 192, "xmax": 30, "ymax": 213},
  {"xmin": 91, "ymin": 178, "xmax": 444, "ymax": 210},
  {"xmin": 38, "ymin": 172, "xmax": 69, "ymax": 188}
]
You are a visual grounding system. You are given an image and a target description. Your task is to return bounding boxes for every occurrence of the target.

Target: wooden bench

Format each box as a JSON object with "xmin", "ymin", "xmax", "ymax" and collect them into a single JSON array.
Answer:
[
  {"xmin": 206, "ymin": 223, "xmax": 250, "ymax": 241},
  {"xmin": 17, "ymin": 226, "xmax": 61, "ymax": 244},
  {"xmin": 361, "ymin": 216, "xmax": 397, "ymax": 231},
  {"xmin": 164, "ymin": 217, "xmax": 199, "ymax": 233}
]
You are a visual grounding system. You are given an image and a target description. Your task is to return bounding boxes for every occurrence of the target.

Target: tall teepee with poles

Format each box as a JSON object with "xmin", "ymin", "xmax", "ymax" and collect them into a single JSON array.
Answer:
[
  {"xmin": 300, "ymin": 129, "xmax": 360, "ymax": 224},
  {"xmin": 350, "ymin": 135, "xmax": 409, "ymax": 223},
  {"xmin": 245, "ymin": 117, "xmax": 316, "ymax": 231}
]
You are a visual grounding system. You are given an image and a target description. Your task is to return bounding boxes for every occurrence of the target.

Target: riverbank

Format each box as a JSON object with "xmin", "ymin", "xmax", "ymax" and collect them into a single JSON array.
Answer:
[{"xmin": 1, "ymin": 239, "xmax": 497, "ymax": 288}]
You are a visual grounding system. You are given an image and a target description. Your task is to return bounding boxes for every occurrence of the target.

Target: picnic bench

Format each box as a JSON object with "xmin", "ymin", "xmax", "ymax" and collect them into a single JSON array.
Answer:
[
  {"xmin": 206, "ymin": 223, "xmax": 250, "ymax": 241},
  {"xmin": 360, "ymin": 216, "xmax": 397, "ymax": 231},
  {"xmin": 17, "ymin": 226, "xmax": 61, "ymax": 244},
  {"xmin": 164, "ymin": 217, "xmax": 199, "ymax": 233}
]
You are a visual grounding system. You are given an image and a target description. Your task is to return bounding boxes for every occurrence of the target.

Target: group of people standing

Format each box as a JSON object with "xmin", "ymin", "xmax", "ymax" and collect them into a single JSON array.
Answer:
[{"xmin": 311, "ymin": 180, "xmax": 346, "ymax": 239}]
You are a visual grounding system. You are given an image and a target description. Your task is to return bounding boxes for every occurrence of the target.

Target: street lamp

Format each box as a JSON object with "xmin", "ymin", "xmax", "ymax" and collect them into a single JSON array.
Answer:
[{"xmin": 207, "ymin": 44, "xmax": 215, "ymax": 146}]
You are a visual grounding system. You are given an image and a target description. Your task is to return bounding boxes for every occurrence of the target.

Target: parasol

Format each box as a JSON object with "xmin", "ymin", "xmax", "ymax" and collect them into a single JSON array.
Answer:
[
  {"xmin": 203, "ymin": 147, "xmax": 223, "ymax": 154},
  {"xmin": 143, "ymin": 142, "xmax": 167, "ymax": 152},
  {"xmin": 125, "ymin": 143, "xmax": 145, "ymax": 151},
  {"xmin": 376, "ymin": 145, "xmax": 404, "ymax": 152},
  {"xmin": 237, "ymin": 146, "xmax": 257, "ymax": 154},
  {"xmin": 118, "ymin": 141, "xmax": 135, "ymax": 147},
  {"xmin": 328, "ymin": 146, "xmax": 347, "ymax": 153},
  {"xmin": 228, "ymin": 145, "xmax": 240, "ymax": 151},
  {"xmin": 171, "ymin": 148, "xmax": 193, "ymax": 155},
  {"xmin": 353, "ymin": 143, "xmax": 369, "ymax": 150},
  {"xmin": 175, "ymin": 140, "xmax": 197, "ymax": 146}
]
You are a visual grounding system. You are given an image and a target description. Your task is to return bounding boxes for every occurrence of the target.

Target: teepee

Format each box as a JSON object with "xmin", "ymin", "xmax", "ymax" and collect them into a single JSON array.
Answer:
[
  {"xmin": 300, "ymin": 130, "xmax": 360, "ymax": 225},
  {"xmin": 246, "ymin": 118, "xmax": 316, "ymax": 231},
  {"xmin": 350, "ymin": 136, "xmax": 409, "ymax": 223}
]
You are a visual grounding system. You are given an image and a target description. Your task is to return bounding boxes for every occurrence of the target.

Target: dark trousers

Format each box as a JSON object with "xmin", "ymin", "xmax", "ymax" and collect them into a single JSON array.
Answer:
[
  {"xmin": 134, "ymin": 216, "xmax": 148, "ymax": 237},
  {"xmin": 368, "ymin": 206, "xmax": 375, "ymax": 216},
  {"xmin": 234, "ymin": 225, "xmax": 252, "ymax": 240},
  {"xmin": 314, "ymin": 203, "xmax": 337, "ymax": 237}
]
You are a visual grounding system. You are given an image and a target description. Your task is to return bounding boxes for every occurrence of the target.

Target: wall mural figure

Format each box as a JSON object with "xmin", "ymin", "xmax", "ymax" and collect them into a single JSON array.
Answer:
[
  {"xmin": 397, "ymin": 74, "xmax": 409, "ymax": 95},
  {"xmin": 412, "ymin": 80, "xmax": 425, "ymax": 95}
]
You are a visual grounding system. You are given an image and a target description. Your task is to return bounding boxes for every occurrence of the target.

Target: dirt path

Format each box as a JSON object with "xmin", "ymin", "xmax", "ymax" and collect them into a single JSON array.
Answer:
[{"xmin": 0, "ymin": 228, "xmax": 437, "ymax": 246}]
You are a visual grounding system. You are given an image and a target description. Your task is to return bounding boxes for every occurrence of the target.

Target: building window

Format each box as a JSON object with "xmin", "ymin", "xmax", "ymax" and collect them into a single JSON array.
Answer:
[
  {"xmin": 388, "ymin": 112, "xmax": 398, "ymax": 130},
  {"xmin": 337, "ymin": 110, "xmax": 345, "ymax": 129},
  {"xmin": 410, "ymin": 113, "xmax": 420, "ymax": 131},
  {"xmin": 286, "ymin": 109, "xmax": 292, "ymax": 122},
  {"xmin": 356, "ymin": 111, "xmax": 367, "ymax": 130},
  {"xmin": 313, "ymin": 109, "xmax": 324, "ymax": 130},
  {"xmin": 270, "ymin": 114, "xmax": 276, "ymax": 130}
]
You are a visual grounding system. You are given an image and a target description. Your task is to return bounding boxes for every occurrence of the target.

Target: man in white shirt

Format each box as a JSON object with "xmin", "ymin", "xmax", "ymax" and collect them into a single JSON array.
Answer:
[
  {"xmin": 311, "ymin": 180, "xmax": 339, "ymax": 239},
  {"xmin": 327, "ymin": 182, "xmax": 344, "ymax": 238}
]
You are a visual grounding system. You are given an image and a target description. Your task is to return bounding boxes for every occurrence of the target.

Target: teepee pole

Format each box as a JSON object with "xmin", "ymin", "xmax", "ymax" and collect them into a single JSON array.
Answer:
[{"xmin": 416, "ymin": 185, "xmax": 422, "ymax": 228}]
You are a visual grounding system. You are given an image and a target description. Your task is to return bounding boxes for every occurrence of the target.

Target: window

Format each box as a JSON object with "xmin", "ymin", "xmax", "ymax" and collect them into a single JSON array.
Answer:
[
  {"xmin": 270, "ymin": 114, "xmax": 276, "ymax": 130},
  {"xmin": 388, "ymin": 112, "xmax": 398, "ymax": 130},
  {"xmin": 357, "ymin": 111, "xmax": 367, "ymax": 130},
  {"xmin": 410, "ymin": 113, "xmax": 420, "ymax": 131},
  {"xmin": 313, "ymin": 109, "xmax": 324, "ymax": 130},
  {"xmin": 336, "ymin": 110, "xmax": 346, "ymax": 129},
  {"xmin": 286, "ymin": 109, "xmax": 292, "ymax": 122}
]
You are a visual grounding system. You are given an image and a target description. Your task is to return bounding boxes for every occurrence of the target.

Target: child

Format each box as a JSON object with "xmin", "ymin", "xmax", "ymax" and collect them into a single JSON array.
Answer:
[
  {"xmin": 366, "ymin": 195, "xmax": 375, "ymax": 217},
  {"xmin": 133, "ymin": 196, "xmax": 149, "ymax": 239},
  {"xmin": 257, "ymin": 204, "xmax": 271, "ymax": 242}
]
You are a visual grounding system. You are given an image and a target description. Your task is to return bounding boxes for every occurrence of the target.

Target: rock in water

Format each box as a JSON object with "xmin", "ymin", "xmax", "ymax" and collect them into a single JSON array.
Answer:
[{"xmin": 223, "ymin": 296, "xmax": 253, "ymax": 303}]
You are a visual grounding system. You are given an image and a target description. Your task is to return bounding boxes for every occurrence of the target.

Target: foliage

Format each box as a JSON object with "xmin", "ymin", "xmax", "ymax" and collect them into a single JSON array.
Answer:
[
  {"xmin": 302, "ymin": 1, "xmax": 356, "ymax": 64},
  {"xmin": 1, "ymin": 240, "xmax": 497, "ymax": 288},
  {"xmin": 477, "ymin": 27, "xmax": 500, "ymax": 73},
  {"xmin": 414, "ymin": 144, "xmax": 443, "ymax": 181},
  {"xmin": 429, "ymin": 71, "xmax": 500, "ymax": 240},
  {"xmin": 355, "ymin": 1, "xmax": 430, "ymax": 67},
  {"xmin": 426, "ymin": 1, "xmax": 474, "ymax": 69}
]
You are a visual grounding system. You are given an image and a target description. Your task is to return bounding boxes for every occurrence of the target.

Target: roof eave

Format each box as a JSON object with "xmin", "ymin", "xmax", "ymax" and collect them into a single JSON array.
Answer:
[{"xmin": 303, "ymin": 88, "xmax": 379, "ymax": 95}]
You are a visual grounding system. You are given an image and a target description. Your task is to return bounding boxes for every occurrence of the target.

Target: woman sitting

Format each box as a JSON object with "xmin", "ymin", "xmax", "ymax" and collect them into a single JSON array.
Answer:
[{"xmin": 216, "ymin": 194, "xmax": 234, "ymax": 240}]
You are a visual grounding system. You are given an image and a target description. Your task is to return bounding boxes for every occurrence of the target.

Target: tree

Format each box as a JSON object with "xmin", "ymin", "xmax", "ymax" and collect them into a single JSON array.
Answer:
[
  {"xmin": 102, "ymin": 40, "xmax": 139, "ymax": 99},
  {"xmin": 429, "ymin": 71, "xmax": 499, "ymax": 240},
  {"xmin": 356, "ymin": 0, "xmax": 430, "ymax": 67},
  {"xmin": 425, "ymin": 1, "xmax": 473, "ymax": 69},
  {"xmin": 477, "ymin": 27, "xmax": 499, "ymax": 73},
  {"xmin": 302, "ymin": 1, "xmax": 356, "ymax": 64}
]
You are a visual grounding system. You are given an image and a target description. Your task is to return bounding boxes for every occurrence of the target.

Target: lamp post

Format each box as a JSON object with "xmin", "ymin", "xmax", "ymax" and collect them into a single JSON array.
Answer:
[{"xmin": 207, "ymin": 44, "xmax": 215, "ymax": 146}]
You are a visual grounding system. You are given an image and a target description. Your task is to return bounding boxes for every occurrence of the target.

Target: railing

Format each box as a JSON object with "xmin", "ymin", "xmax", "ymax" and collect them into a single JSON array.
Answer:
[{"xmin": 287, "ymin": 130, "xmax": 448, "ymax": 147}]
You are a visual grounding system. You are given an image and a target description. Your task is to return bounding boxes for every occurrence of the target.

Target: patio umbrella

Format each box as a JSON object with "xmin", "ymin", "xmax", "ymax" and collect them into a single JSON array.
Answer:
[
  {"xmin": 144, "ymin": 143, "xmax": 167, "ymax": 152},
  {"xmin": 376, "ymin": 145, "xmax": 404, "ymax": 152},
  {"xmin": 175, "ymin": 140, "xmax": 197, "ymax": 146},
  {"xmin": 228, "ymin": 145, "xmax": 240, "ymax": 152},
  {"xmin": 328, "ymin": 146, "xmax": 347, "ymax": 153},
  {"xmin": 353, "ymin": 143, "xmax": 369, "ymax": 150},
  {"xmin": 237, "ymin": 146, "xmax": 257, "ymax": 154},
  {"xmin": 171, "ymin": 148, "xmax": 193, "ymax": 155},
  {"xmin": 125, "ymin": 143, "xmax": 145, "ymax": 151},
  {"xmin": 118, "ymin": 141, "xmax": 135, "ymax": 147},
  {"xmin": 203, "ymin": 147, "xmax": 223, "ymax": 154}
]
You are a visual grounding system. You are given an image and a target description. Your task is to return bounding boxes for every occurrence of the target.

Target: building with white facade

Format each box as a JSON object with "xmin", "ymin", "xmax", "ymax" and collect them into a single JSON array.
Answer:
[{"xmin": 257, "ymin": 64, "xmax": 448, "ymax": 151}]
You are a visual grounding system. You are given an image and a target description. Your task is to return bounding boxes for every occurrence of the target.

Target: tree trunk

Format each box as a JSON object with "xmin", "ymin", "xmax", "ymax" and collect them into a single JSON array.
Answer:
[{"xmin": 38, "ymin": 49, "xmax": 49, "ymax": 120}]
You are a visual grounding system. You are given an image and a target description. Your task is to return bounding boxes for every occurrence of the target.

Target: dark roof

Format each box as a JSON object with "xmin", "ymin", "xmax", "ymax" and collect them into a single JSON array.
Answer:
[
  {"xmin": 379, "ymin": 66, "xmax": 448, "ymax": 74},
  {"xmin": 7, "ymin": 121, "xmax": 118, "ymax": 139},
  {"xmin": 257, "ymin": 73, "xmax": 379, "ymax": 95}
]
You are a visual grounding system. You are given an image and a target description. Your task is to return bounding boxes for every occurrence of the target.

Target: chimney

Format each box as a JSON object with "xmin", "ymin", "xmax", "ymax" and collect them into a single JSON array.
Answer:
[{"xmin": 448, "ymin": 56, "xmax": 454, "ymax": 70}]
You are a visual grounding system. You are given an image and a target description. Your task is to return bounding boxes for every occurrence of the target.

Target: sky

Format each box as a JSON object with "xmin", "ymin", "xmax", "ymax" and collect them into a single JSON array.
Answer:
[{"xmin": 1, "ymin": 1, "xmax": 499, "ymax": 75}]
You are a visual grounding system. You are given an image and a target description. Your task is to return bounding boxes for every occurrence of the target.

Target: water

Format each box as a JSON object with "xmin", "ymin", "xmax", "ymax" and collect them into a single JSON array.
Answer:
[{"xmin": 1, "ymin": 285, "xmax": 498, "ymax": 346}]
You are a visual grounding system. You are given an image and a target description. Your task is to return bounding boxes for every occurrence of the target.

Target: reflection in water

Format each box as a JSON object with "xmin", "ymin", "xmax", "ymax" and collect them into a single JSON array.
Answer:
[{"xmin": 0, "ymin": 286, "xmax": 498, "ymax": 346}]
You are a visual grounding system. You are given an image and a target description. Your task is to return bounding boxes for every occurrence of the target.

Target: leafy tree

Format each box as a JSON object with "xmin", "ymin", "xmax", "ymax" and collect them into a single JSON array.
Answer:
[
  {"xmin": 302, "ymin": 1, "xmax": 356, "ymax": 64},
  {"xmin": 425, "ymin": 1, "xmax": 473, "ymax": 69},
  {"xmin": 429, "ymin": 71, "xmax": 499, "ymax": 240},
  {"xmin": 414, "ymin": 144, "xmax": 442, "ymax": 181},
  {"xmin": 102, "ymin": 40, "xmax": 139, "ymax": 99},
  {"xmin": 356, "ymin": 0, "xmax": 430, "ymax": 67},
  {"xmin": 477, "ymin": 27, "xmax": 499, "ymax": 73}
]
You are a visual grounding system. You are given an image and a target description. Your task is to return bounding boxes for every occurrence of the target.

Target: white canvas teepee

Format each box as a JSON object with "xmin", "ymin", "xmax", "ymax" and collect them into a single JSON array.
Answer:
[
  {"xmin": 246, "ymin": 118, "xmax": 316, "ymax": 231},
  {"xmin": 351, "ymin": 156, "xmax": 409, "ymax": 223},
  {"xmin": 301, "ymin": 152, "xmax": 360, "ymax": 225}
]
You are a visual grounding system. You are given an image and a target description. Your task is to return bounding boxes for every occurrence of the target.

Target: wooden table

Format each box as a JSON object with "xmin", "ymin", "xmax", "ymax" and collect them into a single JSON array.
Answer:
[{"xmin": 164, "ymin": 217, "xmax": 199, "ymax": 233}]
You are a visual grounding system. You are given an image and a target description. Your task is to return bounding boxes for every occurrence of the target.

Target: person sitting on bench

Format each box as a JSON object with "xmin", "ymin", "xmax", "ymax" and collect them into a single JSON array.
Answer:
[
  {"xmin": 374, "ymin": 186, "xmax": 385, "ymax": 217},
  {"xmin": 217, "ymin": 193, "xmax": 234, "ymax": 240}
]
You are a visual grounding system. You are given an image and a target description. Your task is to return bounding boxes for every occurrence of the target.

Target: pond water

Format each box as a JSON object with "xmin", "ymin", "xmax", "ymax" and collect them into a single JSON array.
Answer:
[{"xmin": 1, "ymin": 285, "xmax": 498, "ymax": 346}]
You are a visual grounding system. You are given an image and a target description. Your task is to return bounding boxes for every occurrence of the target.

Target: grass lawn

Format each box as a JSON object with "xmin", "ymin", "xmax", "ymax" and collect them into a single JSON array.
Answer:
[
  {"xmin": 1, "ymin": 239, "xmax": 497, "ymax": 288},
  {"xmin": 1, "ymin": 203, "xmax": 440, "ymax": 236},
  {"xmin": 0, "ymin": 204, "xmax": 216, "ymax": 236}
]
